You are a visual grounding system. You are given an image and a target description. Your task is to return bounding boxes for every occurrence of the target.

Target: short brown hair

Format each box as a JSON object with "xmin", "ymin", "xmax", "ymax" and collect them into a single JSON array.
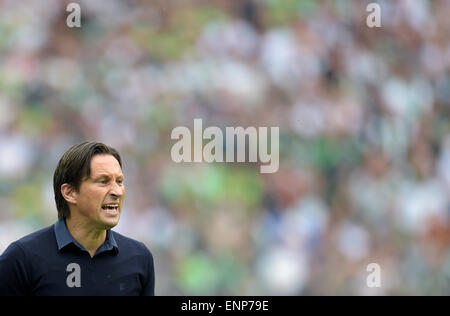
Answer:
[{"xmin": 53, "ymin": 142, "xmax": 122, "ymax": 219}]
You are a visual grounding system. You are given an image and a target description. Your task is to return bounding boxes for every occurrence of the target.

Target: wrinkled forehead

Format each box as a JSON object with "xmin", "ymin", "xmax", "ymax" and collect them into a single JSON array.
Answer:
[{"xmin": 89, "ymin": 154, "xmax": 123, "ymax": 178}]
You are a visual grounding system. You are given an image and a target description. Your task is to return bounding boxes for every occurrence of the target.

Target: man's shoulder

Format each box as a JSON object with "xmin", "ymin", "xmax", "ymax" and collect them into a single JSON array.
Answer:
[
  {"xmin": 111, "ymin": 230, "xmax": 152, "ymax": 256},
  {"xmin": 13, "ymin": 225, "xmax": 55, "ymax": 251}
]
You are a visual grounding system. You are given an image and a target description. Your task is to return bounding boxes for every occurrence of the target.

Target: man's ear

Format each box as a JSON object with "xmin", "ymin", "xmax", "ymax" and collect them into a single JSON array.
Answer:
[{"xmin": 61, "ymin": 183, "xmax": 78, "ymax": 205}]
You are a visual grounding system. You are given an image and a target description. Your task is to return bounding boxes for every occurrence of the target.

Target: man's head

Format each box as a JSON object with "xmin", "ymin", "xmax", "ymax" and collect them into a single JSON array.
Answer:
[{"xmin": 53, "ymin": 142, "xmax": 125, "ymax": 229}]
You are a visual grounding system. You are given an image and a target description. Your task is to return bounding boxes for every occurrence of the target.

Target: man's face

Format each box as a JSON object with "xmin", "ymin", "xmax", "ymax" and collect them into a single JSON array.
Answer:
[{"xmin": 74, "ymin": 154, "xmax": 125, "ymax": 230}]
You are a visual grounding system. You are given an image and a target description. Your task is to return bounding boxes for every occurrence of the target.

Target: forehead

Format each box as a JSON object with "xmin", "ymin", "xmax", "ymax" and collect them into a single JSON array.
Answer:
[{"xmin": 89, "ymin": 154, "xmax": 122, "ymax": 176}]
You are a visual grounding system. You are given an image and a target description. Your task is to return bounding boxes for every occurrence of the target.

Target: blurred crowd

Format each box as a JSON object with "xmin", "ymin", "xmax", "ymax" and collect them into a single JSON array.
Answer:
[{"xmin": 0, "ymin": 0, "xmax": 449, "ymax": 295}]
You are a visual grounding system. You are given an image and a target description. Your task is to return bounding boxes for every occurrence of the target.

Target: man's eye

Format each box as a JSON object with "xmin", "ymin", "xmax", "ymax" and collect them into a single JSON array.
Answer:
[{"xmin": 99, "ymin": 179, "xmax": 107, "ymax": 184}]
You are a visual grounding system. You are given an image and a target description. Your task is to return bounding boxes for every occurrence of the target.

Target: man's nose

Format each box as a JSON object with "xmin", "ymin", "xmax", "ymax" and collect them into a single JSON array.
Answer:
[{"xmin": 109, "ymin": 182, "xmax": 124, "ymax": 197}]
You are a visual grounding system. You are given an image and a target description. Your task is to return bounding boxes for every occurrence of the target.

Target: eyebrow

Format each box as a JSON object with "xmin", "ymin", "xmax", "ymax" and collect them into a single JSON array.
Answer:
[{"xmin": 94, "ymin": 173, "xmax": 124, "ymax": 179}]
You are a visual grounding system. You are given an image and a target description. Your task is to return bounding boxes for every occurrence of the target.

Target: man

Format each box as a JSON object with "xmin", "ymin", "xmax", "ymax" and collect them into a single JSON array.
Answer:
[{"xmin": 0, "ymin": 142, "xmax": 155, "ymax": 295}]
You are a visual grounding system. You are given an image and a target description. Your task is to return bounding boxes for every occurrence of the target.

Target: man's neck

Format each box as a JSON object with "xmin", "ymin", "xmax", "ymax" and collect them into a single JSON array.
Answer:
[{"xmin": 65, "ymin": 217, "xmax": 107, "ymax": 258}]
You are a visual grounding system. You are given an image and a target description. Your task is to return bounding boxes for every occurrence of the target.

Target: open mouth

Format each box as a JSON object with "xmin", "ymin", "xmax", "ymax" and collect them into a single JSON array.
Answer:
[{"xmin": 101, "ymin": 203, "xmax": 119, "ymax": 215}]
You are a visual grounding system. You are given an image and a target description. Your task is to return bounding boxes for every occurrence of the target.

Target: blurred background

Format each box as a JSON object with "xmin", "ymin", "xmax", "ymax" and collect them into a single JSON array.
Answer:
[{"xmin": 0, "ymin": 0, "xmax": 449, "ymax": 295}]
